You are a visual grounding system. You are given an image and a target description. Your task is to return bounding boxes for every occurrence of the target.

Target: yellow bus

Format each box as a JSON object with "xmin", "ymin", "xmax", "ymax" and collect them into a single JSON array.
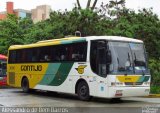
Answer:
[{"xmin": 7, "ymin": 36, "xmax": 151, "ymax": 100}]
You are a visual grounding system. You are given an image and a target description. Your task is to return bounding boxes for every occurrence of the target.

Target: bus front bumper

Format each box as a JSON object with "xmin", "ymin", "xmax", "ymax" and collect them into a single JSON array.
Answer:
[{"xmin": 108, "ymin": 86, "xmax": 150, "ymax": 98}]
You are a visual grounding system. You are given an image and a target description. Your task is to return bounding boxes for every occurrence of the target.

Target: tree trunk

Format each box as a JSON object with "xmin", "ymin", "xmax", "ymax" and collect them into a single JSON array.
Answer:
[
  {"xmin": 76, "ymin": 0, "xmax": 81, "ymax": 9},
  {"xmin": 91, "ymin": 0, "xmax": 98, "ymax": 10},
  {"xmin": 86, "ymin": 0, "xmax": 91, "ymax": 9},
  {"xmin": 76, "ymin": 0, "xmax": 98, "ymax": 10}
]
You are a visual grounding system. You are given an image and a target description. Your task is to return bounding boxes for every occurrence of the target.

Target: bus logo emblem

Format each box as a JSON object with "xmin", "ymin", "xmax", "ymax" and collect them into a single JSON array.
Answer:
[{"xmin": 75, "ymin": 65, "xmax": 87, "ymax": 74}]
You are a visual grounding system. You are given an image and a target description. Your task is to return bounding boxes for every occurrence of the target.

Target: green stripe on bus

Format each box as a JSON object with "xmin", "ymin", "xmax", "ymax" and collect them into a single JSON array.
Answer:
[
  {"xmin": 143, "ymin": 76, "xmax": 150, "ymax": 82},
  {"xmin": 137, "ymin": 76, "xmax": 145, "ymax": 82},
  {"xmin": 61, "ymin": 38, "xmax": 86, "ymax": 44},
  {"xmin": 72, "ymin": 38, "xmax": 86, "ymax": 43},
  {"xmin": 39, "ymin": 63, "xmax": 61, "ymax": 85},
  {"xmin": 137, "ymin": 76, "xmax": 150, "ymax": 82},
  {"xmin": 49, "ymin": 63, "xmax": 74, "ymax": 86}
]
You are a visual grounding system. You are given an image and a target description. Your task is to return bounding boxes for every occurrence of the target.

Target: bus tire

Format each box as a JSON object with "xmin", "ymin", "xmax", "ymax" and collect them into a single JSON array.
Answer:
[
  {"xmin": 21, "ymin": 77, "xmax": 30, "ymax": 93},
  {"xmin": 110, "ymin": 98, "xmax": 122, "ymax": 103},
  {"xmin": 77, "ymin": 81, "xmax": 90, "ymax": 101}
]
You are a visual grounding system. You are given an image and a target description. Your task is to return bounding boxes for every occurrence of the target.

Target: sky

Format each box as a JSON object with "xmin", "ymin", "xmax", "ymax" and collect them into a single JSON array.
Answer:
[{"xmin": 0, "ymin": 0, "xmax": 160, "ymax": 16}]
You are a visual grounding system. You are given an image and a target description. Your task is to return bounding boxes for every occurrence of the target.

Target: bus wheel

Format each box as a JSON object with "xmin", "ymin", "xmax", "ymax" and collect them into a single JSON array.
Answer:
[
  {"xmin": 21, "ymin": 77, "xmax": 30, "ymax": 93},
  {"xmin": 110, "ymin": 98, "xmax": 122, "ymax": 103},
  {"xmin": 77, "ymin": 81, "xmax": 90, "ymax": 101}
]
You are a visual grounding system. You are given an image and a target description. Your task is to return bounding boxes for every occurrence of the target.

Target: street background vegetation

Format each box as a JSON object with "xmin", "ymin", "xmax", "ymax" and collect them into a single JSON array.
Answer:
[{"xmin": 0, "ymin": 0, "xmax": 159, "ymax": 93}]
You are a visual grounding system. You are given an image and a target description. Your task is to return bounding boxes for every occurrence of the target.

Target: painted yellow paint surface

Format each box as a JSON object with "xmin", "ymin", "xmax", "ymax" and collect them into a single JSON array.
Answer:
[
  {"xmin": 9, "ymin": 37, "xmax": 80, "ymax": 50},
  {"xmin": 7, "ymin": 63, "xmax": 49, "ymax": 88},
  {"xmin": 76, "ymin": 65, "xmax": 87, "ymax": 74},
  {"xmin": 7, "ymin": 37, "xmax": 82, "ymax": 88},
  {"xmin": 116, "ymin": 76, "xmax": 140, "ymax": 82}
]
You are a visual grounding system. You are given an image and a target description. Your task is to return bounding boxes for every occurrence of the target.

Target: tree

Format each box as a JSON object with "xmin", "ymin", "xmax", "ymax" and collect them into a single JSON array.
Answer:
[
  {"xmin": 0, "ymin": 14, "xmax": 23, "ymax": 54},
  {"xmin": 0, "ymin": 1, "xmax": 159, "ymax": 87},
  {"xmin": 0, "ymin": 15, "xmax": 34, "ymax": 54},
  {"xmin": 76, "ymin": 0, "xmax": 81, "ymax": 9},
  {"xmin": 98, "ymin": 0, "xmax": 126, "ymax": 18}
]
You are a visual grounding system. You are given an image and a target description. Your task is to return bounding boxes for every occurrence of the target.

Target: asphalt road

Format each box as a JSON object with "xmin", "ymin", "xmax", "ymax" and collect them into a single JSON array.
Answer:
[{"xmin": 0, "ymin": 87, "xmax": 160, "ymax": 113}]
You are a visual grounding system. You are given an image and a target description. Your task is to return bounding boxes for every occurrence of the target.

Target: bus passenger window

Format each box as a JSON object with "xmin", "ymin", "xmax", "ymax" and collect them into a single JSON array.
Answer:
[
  {"xmin": 71, "ymin": 42, "xmax": 87, "ymax": 61},
  {"xmin": 44, "ymin": 55, "xmax": 51, "ymax": 61},
  {"xmin": 9, "ymin": 51, "xmax": 16, "ymax": 63},
  {"xmin": 61, "ymin": 55, "xmax": 66, "ymax": 60},
  {"xmin": 32, "ymin": 56, "xmax": 36, "ymax": 61}
]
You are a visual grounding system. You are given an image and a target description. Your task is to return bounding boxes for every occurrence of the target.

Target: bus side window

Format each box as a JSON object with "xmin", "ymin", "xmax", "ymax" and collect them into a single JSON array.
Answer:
[
  {"xmin": 71, "ymin": 42, "xmax": 87, "ymax": 61},
  {"xmin": 67, "ymin": 46, "xmax": 73, "ymax": 61},
  {"xmin": 9, "ymin": 50, "xmax": 16, "ymax": 63},
  {"xmin": 53, "ymin": 46, "xmax": 61, "ymax": 62},
  {"xmin": 60, "ymin": 46, "xmax": 67, "ymax": 61},
  {"xmin": 31, "ymin": 49, "xmax": 38, "ymax": 62}
]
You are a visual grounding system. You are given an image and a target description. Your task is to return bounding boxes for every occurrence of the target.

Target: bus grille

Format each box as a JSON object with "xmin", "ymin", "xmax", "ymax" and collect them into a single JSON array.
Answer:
[
  {"xmin": 125, "ymin": 82, "xmax": 143, "ymax": 85},
  {"xmin": 9, "ymin": 72, "xmax": 15, "ymax": 84}
]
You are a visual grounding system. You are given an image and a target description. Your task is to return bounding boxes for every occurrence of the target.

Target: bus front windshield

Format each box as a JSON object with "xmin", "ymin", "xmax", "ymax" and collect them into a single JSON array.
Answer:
[{"xmin": 109, "ymin": 42, "xmax": 149, "ymax": 75}]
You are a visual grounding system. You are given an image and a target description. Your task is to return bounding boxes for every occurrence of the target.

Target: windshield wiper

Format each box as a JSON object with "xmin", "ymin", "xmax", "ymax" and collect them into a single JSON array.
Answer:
[
  {"xmin": 124, "ymin": 53, "xmax": 132, "ymax": 76},
  {"xmin": 117, "ymin": 57, "xmax": 119, "ymax": 68},
  {"xmin": 128, "ymin": 52, "xmax": 131, "ymax": 67},
  {"xmin": 141, "ymin": 69, "xmax": 145, "ymax": 76},
  {"xmin": 134, "ymin": 53, "xmax": 137, "ymax": 64}
]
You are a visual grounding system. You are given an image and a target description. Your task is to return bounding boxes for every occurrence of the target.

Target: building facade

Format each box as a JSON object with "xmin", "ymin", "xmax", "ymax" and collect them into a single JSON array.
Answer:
[
  {"xmin": 0, "ymin": 2, "xmax": 51, "ymax": 22},
  {"xmin": 14, "ymin": 9, "xmax": 31, "ymax": 19},
  {"xmin": 31, "ymin": 5, "xmax": 51, "ymax": 23},
  {"xmin": 0, "ymin": 2, "xmax": 31, "ymax": 20}
]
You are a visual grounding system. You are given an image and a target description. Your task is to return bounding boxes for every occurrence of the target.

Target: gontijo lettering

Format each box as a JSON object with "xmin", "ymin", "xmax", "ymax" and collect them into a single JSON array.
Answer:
[{"xmin": 21, "ymin": 65, "xmax": 42, "ymax": 71}]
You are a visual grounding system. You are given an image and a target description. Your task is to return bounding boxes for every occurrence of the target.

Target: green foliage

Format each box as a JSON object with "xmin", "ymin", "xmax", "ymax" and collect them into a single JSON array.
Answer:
[
  {"xmin": 0, "ymin": 14, "xmax": 25, "ymax": 54},
  {"xmin": 49, "ymin": 9, "xmax": 107, "ymax": 37},
  {"xmin": 149, "ymin": 59, "xmax": 160, "ymax": 86},
  {"xmin": 150, "ymin": 86, "xmax": 160, "ymax": 94},
  {"xmin": 110, "ymin": 8, "xmax": 160, "ymax": 59}
]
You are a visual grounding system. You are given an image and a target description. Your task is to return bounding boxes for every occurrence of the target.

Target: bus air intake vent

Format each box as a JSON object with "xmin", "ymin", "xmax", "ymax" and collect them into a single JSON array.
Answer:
[
  {"xmin": 9, "ymin": 72, "xmax": 15, "ymax": 84},
  {"xmin": 125, "ymin": 82, "xmax": 143, "ymax": 85}
]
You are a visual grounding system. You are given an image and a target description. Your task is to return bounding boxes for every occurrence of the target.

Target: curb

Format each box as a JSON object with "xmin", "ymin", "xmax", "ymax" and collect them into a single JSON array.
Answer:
[
  {"xmin": 143, "ymin": 94, "xmax": 160, "ymax": 98},
  {"xmin": 149, "ymin": 94, "xmax": 160, "ymax": 97}
]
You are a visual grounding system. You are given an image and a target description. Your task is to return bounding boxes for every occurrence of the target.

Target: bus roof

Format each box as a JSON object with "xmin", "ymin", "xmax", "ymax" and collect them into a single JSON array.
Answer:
[
  {"xmin": 9, "ymin": 36, "xmax": 143, "ymax": 50},
  {"xmin": 86, "ymin": 36, "xmax": 143, "ymax": 43}
]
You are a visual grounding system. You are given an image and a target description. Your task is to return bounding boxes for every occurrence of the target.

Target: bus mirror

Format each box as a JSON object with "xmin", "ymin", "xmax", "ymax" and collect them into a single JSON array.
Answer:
[
  {"xmin": 75, "ymin": 31, "xmax": 81, "ymax": 37},
  {"xmin": 107, "ymin": 50, "xmax": 112, "ymax": 64}
]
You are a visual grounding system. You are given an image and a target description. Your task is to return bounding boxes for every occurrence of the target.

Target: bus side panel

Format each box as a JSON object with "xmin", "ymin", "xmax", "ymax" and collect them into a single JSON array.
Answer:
[
  {"xmin": 7, "ymin": 63, "xmax": 49, "ymax": 88},
  {"xmin": 34, "ymin": 62, "xmax": 75, "ymax": 93},
  {"xmin": 33, "ymin": 62, "xmax": 93, "ymax": 94}
]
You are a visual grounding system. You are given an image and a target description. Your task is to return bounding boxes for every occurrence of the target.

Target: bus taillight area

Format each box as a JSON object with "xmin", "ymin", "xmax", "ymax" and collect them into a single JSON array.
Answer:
[
  {"xmin": 108, "ymin": 86, "xmax": 150, "ymax": 98},
  {"xmin": 0, "ymin": 76, "xmax": 7, "ymax": 86},
  {"xmin": 0, "ymin": 54, "xmax": 7, "ymax": 86}
]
